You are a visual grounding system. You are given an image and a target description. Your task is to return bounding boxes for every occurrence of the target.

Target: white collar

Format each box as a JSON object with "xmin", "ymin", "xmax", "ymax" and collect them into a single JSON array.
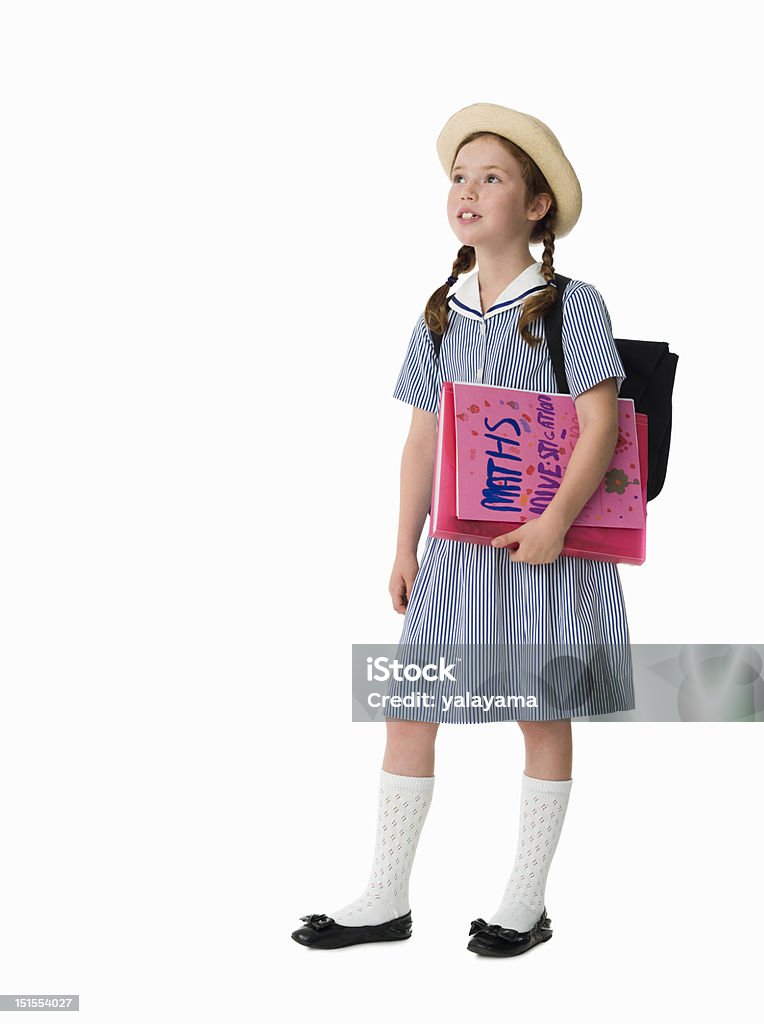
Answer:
[{"xmin": 448, "ymin": 260, "xmax": 555, "ymax": 321}]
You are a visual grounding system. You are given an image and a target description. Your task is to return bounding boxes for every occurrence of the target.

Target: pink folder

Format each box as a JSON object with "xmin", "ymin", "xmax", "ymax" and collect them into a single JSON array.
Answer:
[{"xmin": 429, "ymin": 382, "xmax": 649, "ymax": 565}]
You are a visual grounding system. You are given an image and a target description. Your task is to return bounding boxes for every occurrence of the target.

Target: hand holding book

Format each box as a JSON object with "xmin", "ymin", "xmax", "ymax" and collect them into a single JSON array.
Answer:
[{"xmin": 490, "ymin": 513, "xmax": 568, "ymax": 563}]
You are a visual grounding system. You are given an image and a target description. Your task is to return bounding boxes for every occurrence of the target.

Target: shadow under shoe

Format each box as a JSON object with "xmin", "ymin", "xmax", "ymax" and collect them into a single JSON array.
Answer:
[
  {"xmin": 466, "ymin": 907, "xmax": 553, "ymax": 957},
  {"xmin": 291, "ymin": 911, "xmax": 413, "ymax": 949}
]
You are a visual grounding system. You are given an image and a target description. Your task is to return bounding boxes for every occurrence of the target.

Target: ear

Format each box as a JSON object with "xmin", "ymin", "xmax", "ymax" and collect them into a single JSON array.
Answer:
[{"xmin": 529, "ymin": 192, "xmax": 553, "ymax": 221}]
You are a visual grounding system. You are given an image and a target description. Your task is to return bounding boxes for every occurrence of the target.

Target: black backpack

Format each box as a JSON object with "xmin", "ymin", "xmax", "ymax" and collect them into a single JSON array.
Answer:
[{"xmin": 429, "ymin": 272, "xmax": 678, "ymax": 502}]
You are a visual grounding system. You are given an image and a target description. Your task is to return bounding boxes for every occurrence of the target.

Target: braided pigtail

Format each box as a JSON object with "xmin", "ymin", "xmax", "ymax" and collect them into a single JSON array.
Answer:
[
  {"xmin": 517, "ymin": 215, "xmax": 559, "ymax": 347},
  {"xmin": 424, "ymin": 244, "xmax": 476, "ymax": 338}
]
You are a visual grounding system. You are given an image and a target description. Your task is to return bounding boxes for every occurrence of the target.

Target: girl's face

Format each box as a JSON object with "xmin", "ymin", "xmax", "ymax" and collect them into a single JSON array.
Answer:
[{"xmin": 447, "ymin": 136, "xmax": 544, "ymax": 250}]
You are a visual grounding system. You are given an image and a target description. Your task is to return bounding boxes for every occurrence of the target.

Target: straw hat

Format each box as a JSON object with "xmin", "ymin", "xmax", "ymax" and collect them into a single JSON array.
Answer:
[{"xmin": 436, "ymin": 102, "xmax": 583, "ymax": 238}]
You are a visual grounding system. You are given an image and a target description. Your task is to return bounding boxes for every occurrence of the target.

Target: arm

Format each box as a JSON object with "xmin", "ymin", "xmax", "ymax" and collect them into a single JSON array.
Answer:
[
  {"xmin": 492, "ymin": 377, "xmax": 620, "ymax": 561},
  {"xmin": 389, "ymin": 406, "xmax": 438, "ymax": 612},
  {"xmin": 543, "ymin": 377, "xmax": 620, "ymax": 534}
]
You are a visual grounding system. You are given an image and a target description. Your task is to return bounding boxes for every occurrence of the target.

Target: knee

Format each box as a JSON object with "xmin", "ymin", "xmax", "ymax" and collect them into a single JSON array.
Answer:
[
  {"xmin": 386, "ymin": 719, "xmax": 439, "ymax": 747},
  {"xmin": 516, "ymin": 718, "xmax": 571, "ymax": 738}
]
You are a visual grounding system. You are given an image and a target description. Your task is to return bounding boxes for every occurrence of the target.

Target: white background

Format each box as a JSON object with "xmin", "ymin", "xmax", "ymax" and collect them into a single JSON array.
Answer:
[{"xmin": 0, "ymin": 1, "xmax": 761, "ymax": 1021}]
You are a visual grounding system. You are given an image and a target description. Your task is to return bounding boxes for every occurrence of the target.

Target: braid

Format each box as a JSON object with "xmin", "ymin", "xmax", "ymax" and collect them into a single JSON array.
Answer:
[
  {"xmin": 539, "ymin": 224, "xmax": 556, "ymax": 287},
  {"xmin": 517, "ymin": 215, "xmax": 559, "ymax": 347},
  {"xmin": 424, "ymin": 245, "xmax": 476, "ymax": 338}
]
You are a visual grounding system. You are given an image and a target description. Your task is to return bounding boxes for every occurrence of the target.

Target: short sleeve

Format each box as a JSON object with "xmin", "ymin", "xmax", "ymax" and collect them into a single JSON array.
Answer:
[
  {"xmin": 560, "ymin": 282, "xmax": 627, "ymax": 400},
  {"xmin": 392, "ymin": 313, "xmax": 441, "ymax": 414}
]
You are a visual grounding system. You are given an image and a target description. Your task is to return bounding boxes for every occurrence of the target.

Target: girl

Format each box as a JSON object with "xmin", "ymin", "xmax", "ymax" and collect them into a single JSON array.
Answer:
[{"xmin": 292, "ymin": 103, "xmax": 634, "ymax": 956}]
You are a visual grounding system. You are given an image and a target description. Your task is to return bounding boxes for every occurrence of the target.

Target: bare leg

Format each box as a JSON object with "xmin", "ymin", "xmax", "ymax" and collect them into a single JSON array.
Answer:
[
  {"xmin": 517, "ymin": 718, "xmax": 572, "ymax": 780},
  {"xmin": 382, "ymin": 718, "xmax": 440, "ymax": 776}
]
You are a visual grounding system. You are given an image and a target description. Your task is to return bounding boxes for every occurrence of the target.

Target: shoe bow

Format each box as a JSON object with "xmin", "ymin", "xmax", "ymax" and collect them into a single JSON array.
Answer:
[
  {"xmin": 469, "ymin": 917, "xmax": 520, "ymax": 940},
  {"xmin": 299, "ymin": 913, "xmax": 334, "ymax": 931}
]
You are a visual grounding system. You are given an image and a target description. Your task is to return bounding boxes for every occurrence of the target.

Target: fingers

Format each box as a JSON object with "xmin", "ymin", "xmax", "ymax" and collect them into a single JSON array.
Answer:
[
  {"xmin": 390, "ymin": 578, "xmax": 407, "ymax": 614},
  {"xmin": 390, "ymin": 574, "xmax": 417, "ymax": 614}
]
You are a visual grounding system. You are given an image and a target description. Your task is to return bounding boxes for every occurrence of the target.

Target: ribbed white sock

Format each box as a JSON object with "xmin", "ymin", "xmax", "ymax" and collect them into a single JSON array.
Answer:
[
  {"xmin": 330, "ymin": 769, "xmax": 435, "ymax": 926},
  {"xmin": 488, "ymin": 771, "xmax": 573, "ymax": 932}
]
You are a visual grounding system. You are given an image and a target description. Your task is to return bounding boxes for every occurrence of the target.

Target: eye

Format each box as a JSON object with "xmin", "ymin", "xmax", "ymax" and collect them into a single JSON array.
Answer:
[{"xmin": 451, "ymin": 173, "xmax": 501, "ymax": 183}]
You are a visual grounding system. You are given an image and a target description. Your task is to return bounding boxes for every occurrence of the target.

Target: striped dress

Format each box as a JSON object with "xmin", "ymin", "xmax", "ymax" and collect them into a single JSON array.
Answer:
[{"xmin": 388, "ymin": 261, "xmax": 636, "ymax": 724}]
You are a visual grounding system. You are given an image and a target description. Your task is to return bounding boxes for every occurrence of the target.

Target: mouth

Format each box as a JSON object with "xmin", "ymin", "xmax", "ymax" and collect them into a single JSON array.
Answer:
[{"xmin": 458, "ymin": 212, "xmax": 482, "ymax": 222}]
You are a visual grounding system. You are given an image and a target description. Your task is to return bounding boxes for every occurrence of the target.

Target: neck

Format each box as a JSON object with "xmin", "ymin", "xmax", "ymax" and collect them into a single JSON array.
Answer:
[{"xmin": 474, "ymin": 249, "xmax": 537, "ymax": 301}]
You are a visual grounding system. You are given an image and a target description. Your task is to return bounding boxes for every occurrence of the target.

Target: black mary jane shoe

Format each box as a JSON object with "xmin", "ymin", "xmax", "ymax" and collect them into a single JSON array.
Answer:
[
  {"xmin": 291, "ymin": 911, "xmax": 413, "ymax": 949},
  {"xmin": 466, "ymin": 907, "xmax": 553, "ymax": 957}
]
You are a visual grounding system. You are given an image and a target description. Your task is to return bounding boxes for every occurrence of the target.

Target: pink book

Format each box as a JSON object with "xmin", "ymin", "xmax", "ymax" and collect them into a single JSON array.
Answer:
[
  {"xmin": 453, "ymin": 382, "xmax": 644, "ymax": 529},
  {"xmin": 432, "ymin": 380, "xmax": 647, "ymax": 565}
]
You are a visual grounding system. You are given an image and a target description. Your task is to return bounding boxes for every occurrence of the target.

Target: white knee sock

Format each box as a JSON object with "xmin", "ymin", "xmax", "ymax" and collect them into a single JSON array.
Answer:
[
  {"xmin": 330, "ymin": 769, "xmax": 435, "ymax": 926},
  {"xmin": 488, "ymin": 771, "xmax": 573, "ymax": 932}
]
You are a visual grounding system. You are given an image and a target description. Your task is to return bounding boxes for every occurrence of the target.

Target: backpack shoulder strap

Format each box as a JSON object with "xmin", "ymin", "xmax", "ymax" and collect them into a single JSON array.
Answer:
[
  {"xmin": 544, "ymin": 273, "xmax": 571, "ymax": 394},
  {"xmin": 429, "ymin": 323, "xmax": 444, "ymax": 357}
]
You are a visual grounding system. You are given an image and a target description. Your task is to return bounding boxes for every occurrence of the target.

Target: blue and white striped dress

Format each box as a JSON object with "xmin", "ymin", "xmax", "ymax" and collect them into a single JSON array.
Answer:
[{"xmin": 388, "ymin": 261, "xmax": 636, "ymax": 724}]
